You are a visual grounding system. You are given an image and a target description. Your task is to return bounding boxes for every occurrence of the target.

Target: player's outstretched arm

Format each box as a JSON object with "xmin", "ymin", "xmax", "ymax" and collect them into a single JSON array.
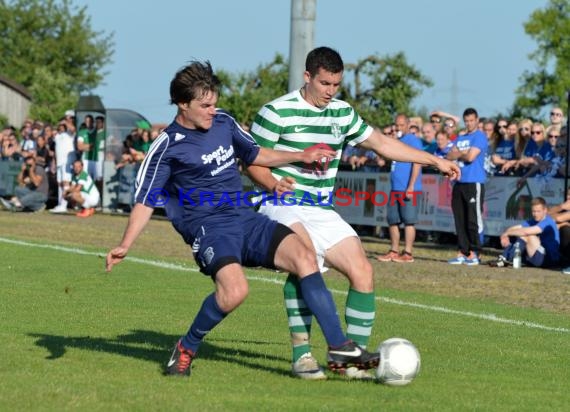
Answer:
[
  {"xmin": 106, "ymin": 203, "xmax": 154, "ymax": 272},
  {"xmin": 253, "ymin": 147, "xmax": 335, "ymax": 167},
  {"xmin": 359, "ymin": 130, "xmax": 460, "ymax": 180}
]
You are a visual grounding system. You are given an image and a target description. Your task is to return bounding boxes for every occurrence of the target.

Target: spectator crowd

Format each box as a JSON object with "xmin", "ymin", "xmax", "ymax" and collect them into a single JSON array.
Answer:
[{"xmin": 0, "ymin": 106, "xmax": 568, "ymax": 274}]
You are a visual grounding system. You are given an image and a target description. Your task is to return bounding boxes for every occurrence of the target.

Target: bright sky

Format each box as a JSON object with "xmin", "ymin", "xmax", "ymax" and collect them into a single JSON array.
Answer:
[{"xmin": 76, "ymin": 0, "xmax": 548, "ymax": 124}]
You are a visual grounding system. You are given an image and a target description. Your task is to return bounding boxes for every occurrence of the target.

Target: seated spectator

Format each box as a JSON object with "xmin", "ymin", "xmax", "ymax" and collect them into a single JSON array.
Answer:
[
  {"xmin": 63, "ymin": 159, "xmax": 100, "ymax": 217},
  {"xmin": 548, "ymin": 188, "xmax": 570, "ymax": 268},
  {"xmin": 0, "ymin": 154, "xmax": 48, "ymax": 212},
  {"xmin": 491, "ymin": 197, "xmax": 560, "ymax": 268}
]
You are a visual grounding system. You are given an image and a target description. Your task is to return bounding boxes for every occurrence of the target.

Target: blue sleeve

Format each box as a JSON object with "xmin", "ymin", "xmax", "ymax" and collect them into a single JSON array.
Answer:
[
  {"xmin": 536, "ymin": 218, "xmax": 550, "ymax": 233},
  {"xmin": 134, "ymin": 135, "xmax": 172, "ymax": 207},
  {"xmin": 232, "ymin": 121, "xmax": 260, "ymax": 166}
]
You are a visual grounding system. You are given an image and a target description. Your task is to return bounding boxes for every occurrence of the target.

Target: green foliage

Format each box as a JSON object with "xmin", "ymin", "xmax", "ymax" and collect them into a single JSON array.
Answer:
[
  {"xmin": 0, "ymin": 0, "xmax": 114, "ymax": 123},
  {"xmin": 340, "ymin": 52, "xmax": 433, "ymax": 127},
  {"xmin": 217, "ymin": 54, "xmax": 289, "ymax": 126},
  {"xmin": 28, "ymin": 67, "xmax": 78, "ymax": 124},
  {"xmin": 217, "ymin": 52, "xmax": 432, "ymax": 129},
  {"xmin": 514, "ymin": 0, "xmax": 570, "ymax": 117}
]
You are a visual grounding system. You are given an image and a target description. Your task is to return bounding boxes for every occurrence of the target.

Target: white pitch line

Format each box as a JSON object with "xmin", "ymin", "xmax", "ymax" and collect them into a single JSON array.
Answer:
[{"xmin": 1, "ymin": 236, "xmax": 568, "ymax": 334}]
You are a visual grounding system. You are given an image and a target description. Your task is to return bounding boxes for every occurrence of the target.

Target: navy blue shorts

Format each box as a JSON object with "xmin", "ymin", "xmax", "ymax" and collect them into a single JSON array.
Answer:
[
  {"xmin": 387, "ymin": 191, "xmax": 421, "ymax": 226},
  {"xmin": 189, "ymin": 208, "xmax": 293, "ymax": 277},
  {"xmin": 504, "ymin": 239, "xmax": 556, "ymax": 268}
]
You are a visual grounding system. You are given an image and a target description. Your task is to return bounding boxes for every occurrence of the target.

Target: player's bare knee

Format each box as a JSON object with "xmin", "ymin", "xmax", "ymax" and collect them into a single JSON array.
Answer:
[
  {"xmin": 217, "ymin": 283, "xmax": 249, "ymax": 312},
  {"xmin": 292, "ymin": 246, "xmax": 319, "ymax": 276},
  {"xmin": 346, "ymin": 258, "xmax": 374, "ymax": 291}
]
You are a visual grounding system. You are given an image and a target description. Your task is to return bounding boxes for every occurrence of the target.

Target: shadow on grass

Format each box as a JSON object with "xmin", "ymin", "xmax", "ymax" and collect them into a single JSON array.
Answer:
[{"xmin": 28, "ymin": 329, "xmax": 291, "ymax": 377}]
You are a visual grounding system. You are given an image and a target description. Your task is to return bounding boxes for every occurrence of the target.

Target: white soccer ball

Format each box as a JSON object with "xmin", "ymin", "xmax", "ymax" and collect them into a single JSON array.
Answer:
[{"xmin": 376, "ymin": 337, "xmax": 421, "ymax": 386}]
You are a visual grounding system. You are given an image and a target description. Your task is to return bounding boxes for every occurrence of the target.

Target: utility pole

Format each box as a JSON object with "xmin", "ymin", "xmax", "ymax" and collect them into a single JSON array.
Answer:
[{"xmin": 288, "ymin": 0, "xmax": 316, "ymax": 92}]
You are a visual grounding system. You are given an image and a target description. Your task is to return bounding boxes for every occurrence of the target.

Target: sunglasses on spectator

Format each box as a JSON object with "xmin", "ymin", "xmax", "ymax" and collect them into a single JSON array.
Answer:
[
  {"xmin": 548, "ymin": 134, "xmax": 560, "ymax": 139},
  {"xmin": 444, "ymin": 123, "xmax": 454, "ymax": 128},
  {"xmin": 498, "ymin": 124, "xmax": 507, "ymax": 128},
  {"xmin": 519, "ymin": 127, "xmax": 529, "ymax": 131},
  {"xmin": 430, "ymin": 118, "xmax": 441, "ymax": 123},
  {"xmin": 550, "ymin": 112, "xmax": 563, "ymax": 117},
  {"xmin": 531, "ymin": 131, "xmax": 543, "ymax": 135}
]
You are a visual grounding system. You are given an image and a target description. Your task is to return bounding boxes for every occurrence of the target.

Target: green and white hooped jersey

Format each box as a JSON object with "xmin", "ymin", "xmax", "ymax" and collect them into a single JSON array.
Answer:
[
  {"xmin": 251, "ymin": 89, "xmax": 373, "ymax": 208},
  {"xmin": 72, "ymin": 170, "xmax": 97, "ymax": 196}
]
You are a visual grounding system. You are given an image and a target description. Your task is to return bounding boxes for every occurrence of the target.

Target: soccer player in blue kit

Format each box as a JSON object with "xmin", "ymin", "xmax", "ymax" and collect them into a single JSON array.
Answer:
[{"xmin": 105, "ymin": 61, "xmax": 381, "ymax": 377}]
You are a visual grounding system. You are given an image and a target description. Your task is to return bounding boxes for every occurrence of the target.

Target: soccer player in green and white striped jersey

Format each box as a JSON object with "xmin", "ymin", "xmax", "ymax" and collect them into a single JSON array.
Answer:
[
  {"xmin": 64, "ymin": 159, "xmax": 100, "ymax": 217},
  {"xmin": 249, "ymin": 46, "xmax": 460, "ymax": 380}
]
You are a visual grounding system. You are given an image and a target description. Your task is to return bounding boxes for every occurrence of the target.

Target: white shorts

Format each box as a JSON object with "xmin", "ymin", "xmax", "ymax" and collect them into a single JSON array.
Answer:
[
  {"xmin": 81, "ymin": 190, "xmax": 100, "ymax": 208},
  {"xmin": 258, "ymin": 204, "xmax": 357, "ymax": 271},
  {"xmin": 56, "ymin": 163, "xmax": 72, "ymax": 183}
]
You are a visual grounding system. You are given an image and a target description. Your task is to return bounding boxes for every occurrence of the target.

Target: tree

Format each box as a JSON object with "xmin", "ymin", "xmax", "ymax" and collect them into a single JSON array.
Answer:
[
  {"xmin": 216, "ymin": 52, "xmax": 432, "ymax": 129},
  {"xmin": 513, "ymin": 0, "xmax": 570, "ymax": 117},
  {"xmin": 217, "ymin": 54, "xmax": 289, "ymax": 127},
  {"xmin": 339, "ymin": 52, "xmax": 433, "ymax": 127},
  {"xmin": 0, "ymin": 0, "xmax": 114, "ymax": 124}
]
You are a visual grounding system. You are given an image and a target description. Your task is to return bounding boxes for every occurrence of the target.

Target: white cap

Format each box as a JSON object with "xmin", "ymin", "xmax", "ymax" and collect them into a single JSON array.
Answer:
[{"xmin": 64, "ymin": 109, "xmax": 75, "ymax": 117}]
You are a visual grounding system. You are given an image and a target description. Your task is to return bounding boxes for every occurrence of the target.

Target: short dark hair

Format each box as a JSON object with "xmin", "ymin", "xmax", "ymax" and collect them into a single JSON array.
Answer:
[
  {"xmin": 463, "ymin": 107, "xmax": 478, "ymax": 118},
  {"xmin": 305, "ymin": 47, "xmax": 344, "ymax": 77},
  {"xmin": 170, "ymin": 60, "xmax": 220, "ymax": 105}
]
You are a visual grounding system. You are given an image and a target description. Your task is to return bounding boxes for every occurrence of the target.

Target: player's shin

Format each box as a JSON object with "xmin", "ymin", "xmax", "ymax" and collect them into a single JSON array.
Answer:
[
  {"xmin": 345, "ymin": 288, "xmax": 375, "ymax": 349},
  {"xmin": 284, "ymin": 274, "xmax": 313, "ymax": 362},
  {"xmin": 298, "ymin": 272, "xmax": 346, "ymax": 347}
]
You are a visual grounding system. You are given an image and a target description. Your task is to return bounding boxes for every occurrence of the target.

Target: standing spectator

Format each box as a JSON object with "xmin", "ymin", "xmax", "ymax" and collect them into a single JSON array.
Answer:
[
  {"xmin": 447, "ymin": 107, "xmax": 488, "ymax": 265},
  {"xmin": 492, "ymin": 121, "xmax": 517, "ymax": 175},
  {"xmin": 491, "ymin": 197, "xmax": 560, "ymax": 268},
  {"xmin": 50, "ymin": 122, "xmax": 76, "ymax": 213},
  {"xmin": 63, "ymin": 159, "xmax": 100, "ymax": 217},
  {"xmin": 443, "ymin": 118, "xmax": 459, "ymax": 141},
  {"xmin": 515, "ymin": 119, "xmax": 533, "ymax": 158},
  {"xmin": 0, "ymin": 154, "xmax": 48, "ymax": 212},
  {"xmin": 516, "ymin": 123, "xmax": 554, "ymax": 175},
  {"xmin": 1, "ymin": 129, "xmax": 21, "ymax": 160},
  {"xmin": 76, "ymin": 114, "xmax": 96, "ymax": 176},
  {"xmin": 93, "ymin": 116, "xmax": 106, "ymax": 196},
  {"xmin": 549, "ymin": 107, "xmax": 565, "ymax": 127},
  {"xmin": 434, "ymin": 131, "xmax": 453, "ymax": 159},
  {"xmin": 377, "ymin": 114, "xmax": 423, "ymax": 263},
  {"xmin": 421, "ymin": 123, "xmax": 437, "ymax": 153},
  {"xmin": 429, "ymin": 113, "xmax": 443, "ymax": 134}
]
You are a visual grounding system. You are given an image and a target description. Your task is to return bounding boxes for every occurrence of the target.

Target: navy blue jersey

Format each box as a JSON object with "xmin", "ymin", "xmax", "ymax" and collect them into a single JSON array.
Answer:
[{"xmin": 134, "ymin": 110, "xmax": 260, "ymax": 238}]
